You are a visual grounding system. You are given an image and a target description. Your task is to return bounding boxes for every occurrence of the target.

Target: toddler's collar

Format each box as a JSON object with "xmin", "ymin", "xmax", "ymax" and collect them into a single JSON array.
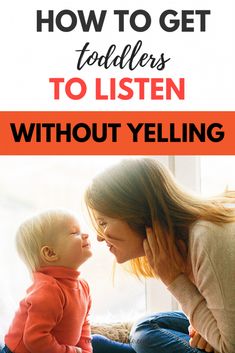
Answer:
[{"xmin": 36, "ymin": 266, "xmax": 80, "ymax": 281}]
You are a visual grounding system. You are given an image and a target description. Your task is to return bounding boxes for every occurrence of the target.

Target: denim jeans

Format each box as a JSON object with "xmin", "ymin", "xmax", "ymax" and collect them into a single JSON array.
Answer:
[
  {"xmin": 130, "ymin": 311, "xmax": 203, "ymax": 353},
  {"xmin": 2, "ymin": 339, "xmax": 134, "ymax": 353},
  {"xmin": 92, "ymin": 334, "xmax": 135, "ymax": 353},
  {"xmin": 1, "ymin": 346, "xmax": 12, "ymax": 353}
]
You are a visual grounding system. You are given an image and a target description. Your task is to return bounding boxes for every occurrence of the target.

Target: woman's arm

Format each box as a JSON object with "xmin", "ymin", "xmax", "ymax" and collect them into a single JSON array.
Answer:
[
  {"xmin": 144, "ymin": 224, "xmax": 235, "ymax": 353},
  {"xmin": 168, "ymin": 273, "xmax": 235, "ymax": 353}
]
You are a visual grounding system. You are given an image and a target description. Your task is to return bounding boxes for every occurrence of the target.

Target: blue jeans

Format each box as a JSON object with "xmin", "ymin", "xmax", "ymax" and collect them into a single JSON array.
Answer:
[
  {"xmin": 92, "ymin": 334, "xmax": 135, "ymax": 353},
  {"xmin": 1, "ymin": 346, "xmax": 12, "ymax": 353},
  {"xmin": 130, "ymin": 311, "xmax": 203, "ymax": 353},
  {"xmin": 1, "ymin": 339, "xmax": 134, "ymax": 353}
]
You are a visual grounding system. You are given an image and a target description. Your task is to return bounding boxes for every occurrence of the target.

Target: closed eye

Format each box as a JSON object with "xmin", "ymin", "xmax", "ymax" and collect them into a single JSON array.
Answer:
[
  {"xmin": 98, "ymin": 221, "xmax": 107, "ymax": 228},
  {"xmin": 71, "ymin": 231, "xmax": 81, "ymax": 237}
]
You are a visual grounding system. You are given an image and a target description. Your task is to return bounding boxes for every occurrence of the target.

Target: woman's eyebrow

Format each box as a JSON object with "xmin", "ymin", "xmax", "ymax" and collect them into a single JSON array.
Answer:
[{"xmin": 96, "ymin": 217, "xmax": 104, "ymax": 221}]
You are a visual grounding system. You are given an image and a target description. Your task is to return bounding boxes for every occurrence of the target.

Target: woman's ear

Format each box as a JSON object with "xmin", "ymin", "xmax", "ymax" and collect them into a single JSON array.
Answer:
[{"xmin": 40, "ymin": 246, "xmax": 59, "ymax": 263}]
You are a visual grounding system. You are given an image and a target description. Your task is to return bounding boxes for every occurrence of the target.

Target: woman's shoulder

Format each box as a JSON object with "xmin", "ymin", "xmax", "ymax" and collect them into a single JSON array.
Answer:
[
  {"xmin": 189, "ymin": 219, "xmax": 235, "ymax": 249},
  {"xmin": 188, "ymin": 220, "xmax": 235, "ymax": 280},
  {"xmin": 188, "ymin": 220, "xmax": 235, "ymax": 307}
]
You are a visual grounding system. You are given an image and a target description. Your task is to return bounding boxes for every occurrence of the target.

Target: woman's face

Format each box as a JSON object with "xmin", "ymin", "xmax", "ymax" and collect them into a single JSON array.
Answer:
[{"xmin": 93, "ymin": 211, "xmax": 145, "ymax": 263}]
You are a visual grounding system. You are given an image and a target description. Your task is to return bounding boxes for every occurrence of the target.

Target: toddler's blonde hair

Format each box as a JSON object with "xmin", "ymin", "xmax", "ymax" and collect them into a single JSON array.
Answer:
[{"xmin": 16, "ymin": 209, "xmax": 75, "ymax": 272}]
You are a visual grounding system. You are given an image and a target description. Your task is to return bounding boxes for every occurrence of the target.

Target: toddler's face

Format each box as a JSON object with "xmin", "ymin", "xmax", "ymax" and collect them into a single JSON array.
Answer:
[{"xmin": 55, "ymin": 216, "xmax": 92, "ymax": 269}]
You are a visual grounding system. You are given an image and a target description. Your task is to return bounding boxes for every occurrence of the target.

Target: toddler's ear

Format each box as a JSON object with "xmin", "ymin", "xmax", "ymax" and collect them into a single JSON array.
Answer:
[{"xmin": 40, "ymin": 246, "xmax": 58, "ymax": 262}]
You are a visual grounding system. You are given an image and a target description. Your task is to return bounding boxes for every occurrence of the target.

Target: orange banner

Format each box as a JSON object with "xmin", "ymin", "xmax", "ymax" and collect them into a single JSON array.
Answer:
[{"xmin": 0, "ymin": 111, "xmax": 234, "ymax": 155}]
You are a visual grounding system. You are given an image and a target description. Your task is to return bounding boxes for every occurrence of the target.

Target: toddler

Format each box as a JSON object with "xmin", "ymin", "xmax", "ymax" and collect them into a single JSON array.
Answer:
[{"xmin": 2, "ymin": 209, "xmax": 93, "ymax": 353}]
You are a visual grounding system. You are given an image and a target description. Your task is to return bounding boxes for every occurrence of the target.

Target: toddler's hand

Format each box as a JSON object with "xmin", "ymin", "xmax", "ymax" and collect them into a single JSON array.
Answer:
[{"xmin": 75, "ymin": 347, "xmax": 82, "ymax": 353}]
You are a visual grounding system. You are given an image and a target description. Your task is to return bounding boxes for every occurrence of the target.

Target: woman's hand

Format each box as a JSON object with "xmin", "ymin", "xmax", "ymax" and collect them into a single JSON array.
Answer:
[
  {"xmin": 143, "ymin": 227, "xmax": 182, "ymax": 286},
  {"xmin": 189, "ymin": 325, "xmax": 214, "ymax": 352}
]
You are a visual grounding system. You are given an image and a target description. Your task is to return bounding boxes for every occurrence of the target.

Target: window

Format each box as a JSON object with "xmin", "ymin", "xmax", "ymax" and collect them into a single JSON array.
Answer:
[{"xmin": 200, "ymin": 156, "xmax": 235, "ymax": 196}]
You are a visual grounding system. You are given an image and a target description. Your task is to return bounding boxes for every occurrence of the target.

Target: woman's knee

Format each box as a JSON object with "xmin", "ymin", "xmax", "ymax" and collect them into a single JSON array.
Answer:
[
  {"xmin": 131, "ymin": 311, "xmax": 173, "ymax": 335},
  {"xmin": 130, "ymin": 314, "xmax": 162, "ymax": 352},
  {"xmin": 130, "ymin": 312, "xmax": 186, "ymax": 352},
  {"xmin": 92, "ymin": 334, "xmax": 135, "ymax": 353}
]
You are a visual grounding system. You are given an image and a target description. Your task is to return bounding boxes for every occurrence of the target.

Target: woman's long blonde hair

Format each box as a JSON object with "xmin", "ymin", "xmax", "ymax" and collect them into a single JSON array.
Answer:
[{"xmin": 85, "ymin": 158, "xmax": 235, "ymax": 278}]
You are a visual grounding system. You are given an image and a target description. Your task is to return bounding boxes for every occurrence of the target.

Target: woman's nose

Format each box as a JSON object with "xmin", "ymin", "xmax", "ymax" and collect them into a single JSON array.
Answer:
[{"xmin": 97, "ymin": 234, "xmax": 104, "ymax": 242}]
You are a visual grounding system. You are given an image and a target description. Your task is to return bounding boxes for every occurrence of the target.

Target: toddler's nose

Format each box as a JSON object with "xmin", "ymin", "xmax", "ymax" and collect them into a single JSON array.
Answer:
[{"xmin": 81, "ymin": 233, "xmax": 89, "ymax": 239}]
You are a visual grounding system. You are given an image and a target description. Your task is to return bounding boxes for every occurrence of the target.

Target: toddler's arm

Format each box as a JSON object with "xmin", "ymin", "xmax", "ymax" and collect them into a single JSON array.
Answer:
[
  {"xmin": 24, "ymin": 283, "xmax": 78, "ymax": 353},
  {"xmin": 76, "ymin": 281, "xmax": 92, "ymax": 353}
]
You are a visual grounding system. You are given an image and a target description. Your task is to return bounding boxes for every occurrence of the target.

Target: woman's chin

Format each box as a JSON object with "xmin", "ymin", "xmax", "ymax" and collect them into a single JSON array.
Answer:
[
  {"xmin": 113, "ymin": 250, "xmax": 141, "ymax": 264},
  {"xmin": 114, "ymin": 253, "xmax": 130, "ymax": 264},
  {"xmin": 111, "ymin": 249, "xmax": 126, "ymax": 263}
]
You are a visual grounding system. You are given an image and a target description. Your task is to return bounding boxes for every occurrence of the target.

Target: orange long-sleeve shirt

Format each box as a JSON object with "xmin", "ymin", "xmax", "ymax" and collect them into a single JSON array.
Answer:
[{"xmin": 5, "ymin": 266, "xmax": 92, "ymax": 353}]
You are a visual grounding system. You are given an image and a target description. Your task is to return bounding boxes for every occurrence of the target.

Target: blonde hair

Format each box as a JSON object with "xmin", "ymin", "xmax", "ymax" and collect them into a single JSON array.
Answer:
[
  {"xmin": 16, "ymin": 209, "xmax": 74, "ymax": 272},
  {"xmin": 85, "ymin": 158, "xmax": 235, "ymax": 278}
]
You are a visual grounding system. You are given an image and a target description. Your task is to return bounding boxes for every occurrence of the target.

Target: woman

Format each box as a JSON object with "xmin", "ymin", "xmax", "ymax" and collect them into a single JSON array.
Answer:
[{"xmin": 85, "ymin": 158, "xmax": 235, "ymax": 353}]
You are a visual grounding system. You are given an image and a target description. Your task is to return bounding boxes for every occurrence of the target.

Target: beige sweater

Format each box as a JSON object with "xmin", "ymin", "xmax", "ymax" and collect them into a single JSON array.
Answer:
[{"xmin": 168, "ymin": 220, "xmax": 235, "ymax": 353}]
